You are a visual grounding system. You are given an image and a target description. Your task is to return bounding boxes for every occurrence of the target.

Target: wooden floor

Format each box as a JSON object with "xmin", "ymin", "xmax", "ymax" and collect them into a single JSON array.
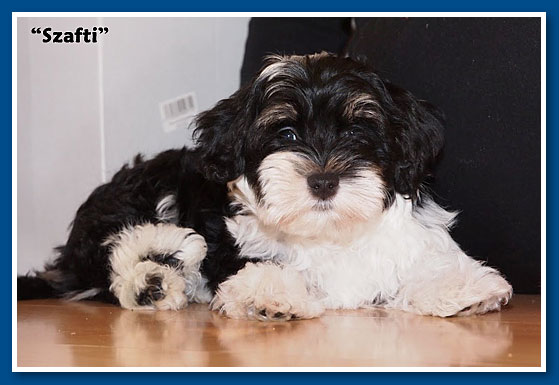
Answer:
[{"xmin": 16, "ymin": 295, "xmax": 541, "ymax": 368}]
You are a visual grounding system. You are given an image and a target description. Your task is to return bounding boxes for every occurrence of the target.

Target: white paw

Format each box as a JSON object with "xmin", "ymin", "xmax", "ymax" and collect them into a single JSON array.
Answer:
[
  {"xmin": 396, "ymin": 269, "xmax": 513, "ymax": 317},
  {"xmin": 111, "ymin": 260, "xmax": 188, "ymax": 310},
  {"xmin": 455, "ymin": 274, "xmax": 513, "ymax": 316},
  {"xmin": 107, "ymin": 223, "xmax": 207, "ymax": 311},
  {"xmin": 211, "ymin": 262, "xmax": 324, "ymax": 321}
]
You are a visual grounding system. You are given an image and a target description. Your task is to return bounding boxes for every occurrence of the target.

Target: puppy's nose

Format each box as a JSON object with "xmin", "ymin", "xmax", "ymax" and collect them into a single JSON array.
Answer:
[{"xmin": 307, "ymin": 173, "xmax": 339, "ymax": 200}]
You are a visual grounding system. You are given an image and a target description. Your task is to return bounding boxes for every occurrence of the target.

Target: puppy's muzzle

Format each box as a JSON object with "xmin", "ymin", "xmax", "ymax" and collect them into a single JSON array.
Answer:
[{"xmin": 307, "ymin": 172, "xmax": 339, "ymax": 200}]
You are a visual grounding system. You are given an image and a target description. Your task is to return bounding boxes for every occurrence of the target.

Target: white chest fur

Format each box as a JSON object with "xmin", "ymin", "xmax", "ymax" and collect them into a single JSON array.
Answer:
[{"xmin": 225, "ymin": 194, "xmax": 460, "ymax": 309}]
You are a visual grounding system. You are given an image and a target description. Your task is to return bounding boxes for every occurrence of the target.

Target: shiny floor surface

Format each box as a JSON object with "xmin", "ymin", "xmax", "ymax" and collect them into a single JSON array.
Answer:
[{"xmin": 17, "ymin": 295, "xmax": 541, "ymax": 367}]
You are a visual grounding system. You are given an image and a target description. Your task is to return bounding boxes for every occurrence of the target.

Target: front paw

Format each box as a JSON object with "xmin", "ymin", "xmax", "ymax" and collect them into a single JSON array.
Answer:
[
  {"xmin": 111, "ymin": 261, "xmax": 188, "ymax": 311},
  {"xmin": 210, "ymin": 262, "xmax": 324, "ymax": 321},
  {"xmin": 455, "ymin": 274, "xmax": 513, "ymax": 316},
  {"xmin": 212, "ymin": 293, "xmax": 323, "ymax": 322},
  {"xmin": 398, "ymin": 270, "xmax": 513, "ymax": 317}
]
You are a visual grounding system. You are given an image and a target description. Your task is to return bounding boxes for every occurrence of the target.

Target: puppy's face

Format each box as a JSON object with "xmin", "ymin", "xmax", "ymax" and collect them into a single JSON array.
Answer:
[{"xmin": 195, "ymin": 53, "xmax": 444, "ymax": 237}]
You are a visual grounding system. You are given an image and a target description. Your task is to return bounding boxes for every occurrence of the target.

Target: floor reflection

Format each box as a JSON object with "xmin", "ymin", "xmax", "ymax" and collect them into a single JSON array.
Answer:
[
  {"xmin": 29, "ymin": 302, "xmax": 515, "ymax": 366},
  {"xmin": 212, "ymin": 308, "xmax": 514, "ymax": 366}
]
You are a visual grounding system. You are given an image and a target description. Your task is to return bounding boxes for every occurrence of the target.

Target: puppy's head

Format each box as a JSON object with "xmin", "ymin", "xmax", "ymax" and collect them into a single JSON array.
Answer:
[{"xmin": 194, "ymin": 53, "xmax": 444, "ymax": 237}]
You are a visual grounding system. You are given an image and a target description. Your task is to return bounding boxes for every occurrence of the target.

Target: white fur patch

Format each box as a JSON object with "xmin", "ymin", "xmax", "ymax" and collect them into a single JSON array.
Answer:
[
  {"xmin": 229, "ymin": 151, "xmax": 386, "ymax": 242},
  {"xmin": 221, "ymin": 172, "xmax": 513, "ymax": 318},
  {"xmin": 106, "ymin": 223, "xmax": 208, "ymax": 310},
  {"xmin": 211, "ymin": 262, "xmax": 325, "ymax": 321}
]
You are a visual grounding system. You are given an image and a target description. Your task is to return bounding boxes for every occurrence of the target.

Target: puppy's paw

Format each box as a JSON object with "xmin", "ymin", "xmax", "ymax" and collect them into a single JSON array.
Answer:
[
  {"xmin": 399, "ymin": 271, "xmax": 513, "ymax": 317},
  {"xmin": 107, "ymin": 223, "xmax": 209, "ymax": 310},
  {"xmin": 112, "ymin": 260, "xmax": 188, "ymax": 310},
  {"xmin": 455, "ymin": 274, "xmax": 513, "ymax": 316},
  {"xmin": 214, "ymin": 292, "xmax": 323, "ymax": 322},
  {"xmin": 136, "ymin": 274, "xmax": 165, "ymax": 305},
  {"xmin": 211, "ymin": 262, "xmax": 324, "ymax": 321}
]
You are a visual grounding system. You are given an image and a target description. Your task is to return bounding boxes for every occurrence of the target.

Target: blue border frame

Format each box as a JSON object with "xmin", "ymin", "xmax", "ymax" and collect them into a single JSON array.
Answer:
[{"xmin": 7, "ymin": 0, "xmax": 557, "ymax": 382}]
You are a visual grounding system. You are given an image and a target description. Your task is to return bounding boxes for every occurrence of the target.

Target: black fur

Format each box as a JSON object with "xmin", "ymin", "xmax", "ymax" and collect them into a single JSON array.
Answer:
[
  {"xmin": 17, "ymin": 148, "xmax": 247, "ymax": 302},
  {"xmin": 17, "ymin": 276, "xmax": 56, "ymax": 300},
  {"xmin": 17, "ymin": 53, "xmax": 444, "ymax": 305},
  {"xmin": 194, "ymin": 54, "xmax": 444, "ymax": 204}
]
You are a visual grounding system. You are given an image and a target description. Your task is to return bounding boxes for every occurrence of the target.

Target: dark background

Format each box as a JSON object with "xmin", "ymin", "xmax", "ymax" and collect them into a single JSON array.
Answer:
[{"xmin": 239, "ymin": 17, "xmax": 541, "ymax": 294}]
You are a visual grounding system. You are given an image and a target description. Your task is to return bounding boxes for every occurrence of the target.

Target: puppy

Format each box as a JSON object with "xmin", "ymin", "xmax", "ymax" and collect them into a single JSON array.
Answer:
[{"xmin": 18, "ymin": 53, "xmax": 512, "ymax": 320}]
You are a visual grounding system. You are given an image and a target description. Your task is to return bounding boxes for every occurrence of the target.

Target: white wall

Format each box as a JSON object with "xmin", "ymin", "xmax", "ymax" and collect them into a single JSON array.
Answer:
[
  {"xmin": 17, "ymin": 17, "xmax": 104, "ymax": 275},
  {"xmin": 101, "ymin": 17, "xmax": 248, "ymax": 177},
  {"xmin": 17, "ymin": 17, "xmax": 249, "ymax": 274}
]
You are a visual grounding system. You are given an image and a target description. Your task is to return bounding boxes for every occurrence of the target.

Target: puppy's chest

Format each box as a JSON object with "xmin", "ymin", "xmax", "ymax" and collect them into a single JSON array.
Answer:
[
  {"xmin": 228, "ymin": 215, "xmax": 401, "ymax": 308},
  {"xmin": 280, "ymin": 241, "xmax": 401, "ymax": 308}
]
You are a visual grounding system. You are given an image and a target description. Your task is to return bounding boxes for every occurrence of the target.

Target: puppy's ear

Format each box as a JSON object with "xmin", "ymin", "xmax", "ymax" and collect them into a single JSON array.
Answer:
[
  {"xmin": 385, "ymin": 82, "xmax": 445, "ymax": 198},
  {"xmin": 193, "ymin": 85, "xmax": 253, "ymax": 183}
]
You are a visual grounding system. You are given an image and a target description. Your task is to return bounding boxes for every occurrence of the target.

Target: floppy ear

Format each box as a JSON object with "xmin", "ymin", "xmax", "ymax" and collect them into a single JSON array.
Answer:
[
  {"xmin": 193, "ymin": 85, "xmax": 254, "ymax": 183},
  {"xmin": 385, "ymin": 82, "xmax": 445, "ymax": 199}
]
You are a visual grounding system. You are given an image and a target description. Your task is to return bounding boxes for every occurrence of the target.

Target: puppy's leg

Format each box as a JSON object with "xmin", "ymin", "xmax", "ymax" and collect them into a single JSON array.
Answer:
[
  {"xmin": 106, "ymin": 223, "xmax": 207, "ymax": 310},
  {"xmin": 392, "ymin": 253, "xmax": 512, "ymax": 317},
  {"xmin": 211, "ymin": 262, "xmax": 324, "ymax": 321}
]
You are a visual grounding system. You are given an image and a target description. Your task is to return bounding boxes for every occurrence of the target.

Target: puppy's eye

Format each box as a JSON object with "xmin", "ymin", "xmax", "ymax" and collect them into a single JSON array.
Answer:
[
  {"xmin": 341, "ymin": 129, "xmax": 356, "ymax": 138},
  {"xmin": 278, "ymin": 127, "xmax": 298, "ymax": 141}
]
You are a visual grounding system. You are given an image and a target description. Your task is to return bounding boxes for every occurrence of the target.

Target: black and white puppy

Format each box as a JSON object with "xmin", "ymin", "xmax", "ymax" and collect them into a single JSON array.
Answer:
[{"xmin": 18, "ymin": 53, "xmax": 513, "ymax": 320}]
